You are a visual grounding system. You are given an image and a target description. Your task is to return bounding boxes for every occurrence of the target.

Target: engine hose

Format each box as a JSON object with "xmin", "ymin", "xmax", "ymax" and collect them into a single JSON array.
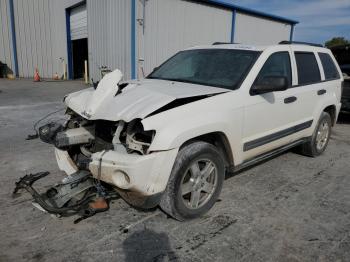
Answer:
[{"xmin": 80, "ymin": 145, "xmax": 93, "ymax": 157}]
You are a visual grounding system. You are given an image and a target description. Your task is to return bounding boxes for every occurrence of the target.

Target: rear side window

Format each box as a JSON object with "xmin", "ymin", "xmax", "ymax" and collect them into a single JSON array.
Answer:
[
  {"xmin": 295, "ymin": 52, "xmax": 321, "ymax": 85},
  {"xmin": 318, "ymin": 53, "xmax": 340, "ymax": 80}
]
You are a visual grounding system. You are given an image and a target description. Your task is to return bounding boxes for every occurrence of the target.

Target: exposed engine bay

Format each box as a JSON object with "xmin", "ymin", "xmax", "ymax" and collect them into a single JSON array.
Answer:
[{"xmin": 39, "ymin": 108, "xmax": 156, "ymax": 166}]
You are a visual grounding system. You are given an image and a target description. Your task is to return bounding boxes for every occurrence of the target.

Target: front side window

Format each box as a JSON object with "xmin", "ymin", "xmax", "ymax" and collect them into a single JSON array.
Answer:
[
  {"xmin": 295, "ymin": 52, "xmax": 321, "ymax": 85},
  {"xmin": 254, "ymin": 52, "xmax": 292, "ymax": 88},
  {"xmin": 148, "ymin": 49, "xmax": 260, "ymax": 90},
  {"xmin": 318, "ymin": 53, "xmax": 340, "ymax": 80}
]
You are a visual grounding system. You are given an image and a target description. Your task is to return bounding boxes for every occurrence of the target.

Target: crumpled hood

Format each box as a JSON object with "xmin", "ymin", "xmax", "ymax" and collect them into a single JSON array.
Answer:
[{"xmin": 64, "ymin": 69, "xmax": 228, "ymax": 122}]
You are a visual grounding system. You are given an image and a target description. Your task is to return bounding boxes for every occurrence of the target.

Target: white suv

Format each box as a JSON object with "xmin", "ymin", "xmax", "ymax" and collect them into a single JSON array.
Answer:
[{"xmin": 44, "ymin": 42, "xmax": 343, "ymax": 220}]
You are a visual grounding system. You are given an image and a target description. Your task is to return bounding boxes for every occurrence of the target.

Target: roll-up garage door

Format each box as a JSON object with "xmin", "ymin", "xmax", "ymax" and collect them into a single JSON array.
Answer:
[{"xmin": 70, "ymin": 4, "xmax": 88, "ymax": 40}]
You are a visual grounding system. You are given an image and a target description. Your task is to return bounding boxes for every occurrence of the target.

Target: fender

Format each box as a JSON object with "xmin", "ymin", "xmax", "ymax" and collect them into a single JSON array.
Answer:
[
  {"xmin": 142, "ymin": 92, "xmax": 245, "ymax": 164},
  {"xmin": 310, "ymin": 86, "xmax": 341, "ymax": 133}
]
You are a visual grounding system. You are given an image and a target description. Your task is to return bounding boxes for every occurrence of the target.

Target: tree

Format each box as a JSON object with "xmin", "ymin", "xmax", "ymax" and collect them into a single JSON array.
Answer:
[{"xmin": 325, "ymin": 37, "xmax": 350, "ymax": 48}]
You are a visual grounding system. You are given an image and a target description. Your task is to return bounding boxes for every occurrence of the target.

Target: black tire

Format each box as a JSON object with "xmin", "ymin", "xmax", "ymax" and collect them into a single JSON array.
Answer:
[
  {"xmin": 159, "ymin": 141, "xmax": 225, "ymax": 221},
  {"xmin": 300, "ymin": 112, "xmax": 332, "ymax": 157}
]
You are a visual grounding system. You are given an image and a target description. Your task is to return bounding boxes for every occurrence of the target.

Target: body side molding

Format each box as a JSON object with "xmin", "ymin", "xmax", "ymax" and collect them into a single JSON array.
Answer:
[{"xmin": 243, "ymin": 120, "xmax": 313, "ymax": 151}]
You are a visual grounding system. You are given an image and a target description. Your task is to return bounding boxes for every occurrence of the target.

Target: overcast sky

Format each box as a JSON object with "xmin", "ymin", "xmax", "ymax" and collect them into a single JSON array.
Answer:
[{"xmin": 232, "ymin": 0, "xmax": 350, "ymax": 44}]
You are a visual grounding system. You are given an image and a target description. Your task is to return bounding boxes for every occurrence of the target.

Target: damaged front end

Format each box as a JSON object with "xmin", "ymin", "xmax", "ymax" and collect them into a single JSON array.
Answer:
[
  {"xmin": 39, "ymin": 109, "xmax": 157, "ymax": 168},
  {"xmin": 20, "ymin": 68, "xmax": 226, "ymax": 212},
  {"xmin": 37, "ymin": 108, "xmax": 175, "ymax": 209}
]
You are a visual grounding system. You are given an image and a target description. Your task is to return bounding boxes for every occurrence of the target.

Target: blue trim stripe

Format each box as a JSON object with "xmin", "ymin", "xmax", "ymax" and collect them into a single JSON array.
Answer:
[
  {"xmin": 65, "ymin": 9, "xmax": 73, "ymax": 80},
  {"xmin": 8, "ymin": 0, "xmax": 18, "ymax": 77},
  {"xmin": 231, "ymin": 9, "xmax": 236, "ymax": 43},
  {"xmin": 200, "ymin": 0, "xmax": 299, "ymax": 25},
  {"xmin": 131, "ymin": 0, "xmax": 136, "ymax": 79},
  {"xmin": 290, "ymin": 25, "xmax": 294, "ymax": 41}
]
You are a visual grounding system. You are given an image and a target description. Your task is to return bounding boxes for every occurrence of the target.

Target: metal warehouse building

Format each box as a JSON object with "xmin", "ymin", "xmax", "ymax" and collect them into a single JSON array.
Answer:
[{"xmin": 0, "ymin": 0, "xmax": 298, "ymax": 81}]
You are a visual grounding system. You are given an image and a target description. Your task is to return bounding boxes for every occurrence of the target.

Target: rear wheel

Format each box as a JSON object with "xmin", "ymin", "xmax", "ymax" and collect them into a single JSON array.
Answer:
[
  {"xmin": 160, "ymin": 141, "xmax": 225, "ymax": 220},
  {"xmin": 300, "ymin": 112, "xmax": 332, "ymax": 157}
]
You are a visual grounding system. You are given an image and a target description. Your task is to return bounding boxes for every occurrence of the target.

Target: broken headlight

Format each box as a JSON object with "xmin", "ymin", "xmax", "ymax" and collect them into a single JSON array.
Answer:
[{"xmin": 125, "ymin": 120, "xmax": 155, "ymax": 155}]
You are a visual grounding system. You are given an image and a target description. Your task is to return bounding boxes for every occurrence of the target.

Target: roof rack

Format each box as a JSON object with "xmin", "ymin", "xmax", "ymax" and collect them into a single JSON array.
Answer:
[
  {"xmin": 212, "ymin": 42, "xmax": 232, "ymax": 45},
  {"xmin": 279, "ymin": 41, "xmax": 323, "ymax": 47},
  {"xmin": 212, "ymin": 42, "xmax": 241, "ymax": 45}
]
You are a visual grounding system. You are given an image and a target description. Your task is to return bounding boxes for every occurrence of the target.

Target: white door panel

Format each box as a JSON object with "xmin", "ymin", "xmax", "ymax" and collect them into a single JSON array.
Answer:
[
  {"xmin": 242, "ymin": 49, "xmax": 313, "ymax": 161},
  {"xmin": 290, "ymin": 47, "xmax": 326, "ymax": 130},
  {"xmin": 242, "ymin": 88, "xmax": 312, "ymax": 160}
]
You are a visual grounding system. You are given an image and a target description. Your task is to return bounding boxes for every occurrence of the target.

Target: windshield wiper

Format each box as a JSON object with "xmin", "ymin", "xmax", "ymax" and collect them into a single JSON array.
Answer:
[
  {"xmin": 147, "ymin": 76, "xmax": 192, "ymax": 84},
  {"xmin": 148, "ymin": 77, "xmax": 234, "ymax": 90}
]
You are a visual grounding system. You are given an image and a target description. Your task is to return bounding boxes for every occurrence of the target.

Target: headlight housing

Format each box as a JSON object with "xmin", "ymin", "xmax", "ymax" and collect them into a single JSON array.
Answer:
[{"xmin": 125, "ymin": 120, "xmax": 155, "ymax": 155}]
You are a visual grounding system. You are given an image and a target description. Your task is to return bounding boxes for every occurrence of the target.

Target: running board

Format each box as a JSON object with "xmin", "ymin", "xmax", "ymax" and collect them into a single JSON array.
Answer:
[{"xmin": 232, "ymin": 138, "xmax": 308, "ymax": 172}]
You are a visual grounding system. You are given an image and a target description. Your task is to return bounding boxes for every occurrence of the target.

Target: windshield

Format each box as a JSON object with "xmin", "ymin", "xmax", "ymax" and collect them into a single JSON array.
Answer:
[{"xmin": 148, "ymin": 49, "xmax": 260, "ymax": 90}]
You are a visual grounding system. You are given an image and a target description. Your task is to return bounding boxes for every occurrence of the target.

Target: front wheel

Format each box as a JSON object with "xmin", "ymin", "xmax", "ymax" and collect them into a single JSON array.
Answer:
[
  {"xmin": 160, "ymin": 141, "xmax": 225, "ymax": 220},
  {"xmin": 300, "ymin": 112, "xmax": 332, "ymax": 157}
]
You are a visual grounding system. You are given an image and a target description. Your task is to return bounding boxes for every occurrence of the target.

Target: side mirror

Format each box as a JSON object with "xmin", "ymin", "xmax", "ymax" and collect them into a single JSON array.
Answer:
[{"xmin": 251, "ymin": 76, "xmax": 288, "ymax": 95}]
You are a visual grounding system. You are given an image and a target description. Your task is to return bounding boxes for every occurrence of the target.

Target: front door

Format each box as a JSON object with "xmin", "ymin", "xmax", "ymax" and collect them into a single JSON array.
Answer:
[{"xmin": 242, "ymin": 49, "xmax": 310, "ymax": 160}]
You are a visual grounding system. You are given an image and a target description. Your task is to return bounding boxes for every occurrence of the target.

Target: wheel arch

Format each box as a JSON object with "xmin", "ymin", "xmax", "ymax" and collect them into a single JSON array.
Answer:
[
  {"xmin": 179, "ymin": 132, "xmax": 234, "ymax": 168},
  {"xmin": 323, "ymin": 104, "xmax": 337, "ymax": 126}
]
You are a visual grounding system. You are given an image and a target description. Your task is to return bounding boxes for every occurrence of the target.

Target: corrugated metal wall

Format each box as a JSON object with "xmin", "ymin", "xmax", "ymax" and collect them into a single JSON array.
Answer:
[
  {"xmin": 6, "ymin": 0, "xmax": 81, "ymax": 78},
  {"xmin": 235, "ymin": 12, "xmax": 291, "ymax": 45},
  {"xmin": 0, "ymin": 0, "xmax": 14, "ymax": 72},
  {"xmin": 1, "ymin": 0, "xmax": 294, "ymax": 80},
  {"xmin": 139, "ymin": 0, "xmax": 232, "ymax": 76},
  {"xmin": 87, "ymin": 0, "xmax": 132, "ymax": 81},
  {"xmin": 13, "ymin": 0, "xmax": 56, "ymax": 78},
  {"xmin": 50, "ymin": 0, "xmax": 83, "ymax": 79}
]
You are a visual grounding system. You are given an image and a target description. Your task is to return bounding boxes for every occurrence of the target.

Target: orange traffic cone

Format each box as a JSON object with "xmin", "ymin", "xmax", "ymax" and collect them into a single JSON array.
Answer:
[
  {"xmin": 34, "ymin": 68, "xmax": 41, "ymax": 82},
  {"xmin": 53, "ymin": 72, "xmax": 59, "ymax": 80}
]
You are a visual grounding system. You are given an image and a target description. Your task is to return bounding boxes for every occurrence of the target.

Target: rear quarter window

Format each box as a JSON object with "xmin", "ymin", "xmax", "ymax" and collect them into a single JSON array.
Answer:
[
  {"xmin": 318, "ymin": 52, "xmax": 340, "ymax": 80},
  {"xmin": 295, "ymin": 52, "xmax": 321, "ymax": 85}
]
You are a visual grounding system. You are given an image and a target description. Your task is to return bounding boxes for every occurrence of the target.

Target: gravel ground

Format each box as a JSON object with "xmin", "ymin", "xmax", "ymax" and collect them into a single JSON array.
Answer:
[{"xmin": 0, "ymin": 79, "xmax": 349, "ymax": 262}]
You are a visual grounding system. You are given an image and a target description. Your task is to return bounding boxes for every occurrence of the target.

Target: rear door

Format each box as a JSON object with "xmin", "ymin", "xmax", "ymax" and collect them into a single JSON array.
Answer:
[
  {"xmin": 291, "ymin": 49, "xmax": 323, "ymax": 126},
  {"xmin": 290, "ymin": 46, "xmax": 340, "ymax": 133}
]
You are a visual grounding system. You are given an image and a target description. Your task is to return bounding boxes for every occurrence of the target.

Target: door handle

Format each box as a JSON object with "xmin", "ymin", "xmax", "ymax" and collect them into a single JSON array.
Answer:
[
  {"xmin": 284, "ymin": 96, "xmax": 297, "ymax": 104},
  {"xmin": 317, "ymin": 89, "xmax": 326, "ymax": 95}
]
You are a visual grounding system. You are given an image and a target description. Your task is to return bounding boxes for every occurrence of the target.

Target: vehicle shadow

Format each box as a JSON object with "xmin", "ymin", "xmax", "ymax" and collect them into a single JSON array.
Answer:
[
  {"xmin": 122, "ymin": 228, "xmax": 178, "ymax": 262},
  {"xmin": 337, "ymin": 112, "xmax": 350, "ymax": 124}
]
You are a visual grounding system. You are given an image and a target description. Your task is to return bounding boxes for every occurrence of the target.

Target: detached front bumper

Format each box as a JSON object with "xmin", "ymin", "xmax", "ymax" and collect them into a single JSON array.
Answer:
[{"xmin": 55, "ymin": 147, "xmax": 178, "ymax": 208}]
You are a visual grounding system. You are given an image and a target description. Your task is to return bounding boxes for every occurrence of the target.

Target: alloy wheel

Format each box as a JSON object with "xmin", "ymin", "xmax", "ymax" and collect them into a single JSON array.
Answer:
[{"xmin": 180, "ymin": 159, "xmax": 218, "ymax": 209}]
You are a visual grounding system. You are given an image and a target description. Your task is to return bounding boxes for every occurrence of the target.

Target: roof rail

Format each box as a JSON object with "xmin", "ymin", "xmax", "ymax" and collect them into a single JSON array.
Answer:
[
  {"xmin": 212, "ymin": 42, "xmax": 240, "ymax": 45},
  {"xmin": 279, "ymin": 41, "xmax": 323, "ymax": 47},
  {"xmin": 212, "ymin": 42, "xmax": 232, "ymax": 45}
]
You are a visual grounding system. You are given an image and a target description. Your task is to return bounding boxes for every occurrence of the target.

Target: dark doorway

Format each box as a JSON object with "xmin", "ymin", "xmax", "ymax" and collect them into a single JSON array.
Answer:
[{"xmin": 72, "ymin": 38, "xmax": 88, "ymax": 79}]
